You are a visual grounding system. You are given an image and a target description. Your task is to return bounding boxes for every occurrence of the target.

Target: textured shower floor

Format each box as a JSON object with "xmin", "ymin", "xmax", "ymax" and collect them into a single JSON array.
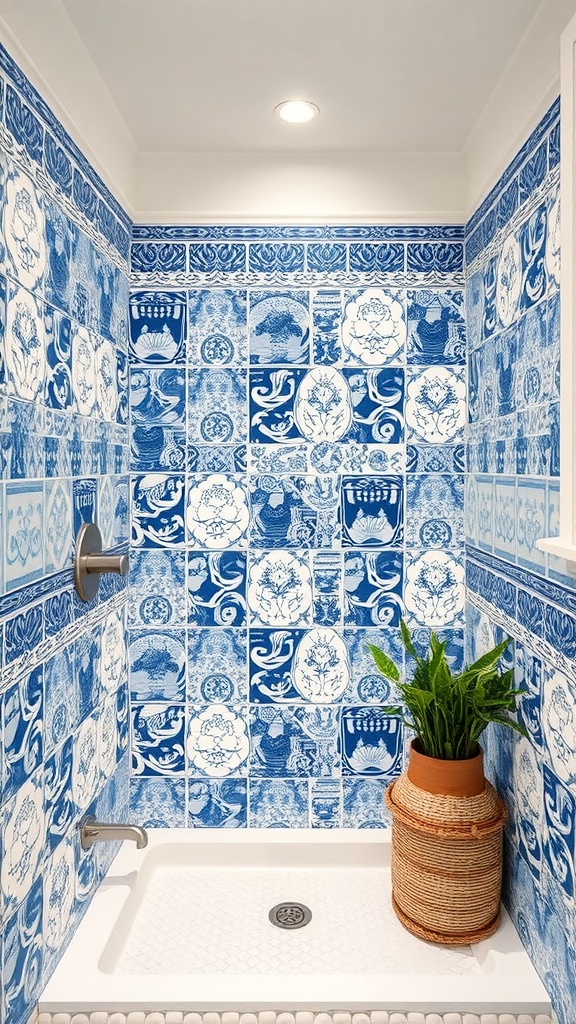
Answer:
[{"xmin": 114, "ymin": 864, "xmax": 480, "ymax": 976}]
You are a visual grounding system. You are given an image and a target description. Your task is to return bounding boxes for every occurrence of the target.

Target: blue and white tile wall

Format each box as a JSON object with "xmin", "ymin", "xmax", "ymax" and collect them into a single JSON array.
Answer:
[
  {"xmin": 465, "ymin": 98, "xmax": 576, "ymax": 1024},
  {"xmin": 128, "ymin": 226, "xmax": 467, "ymax": 829},
  {"xmin": 0, "ymin": 45, "xmax": 130, "ymax": 1024}
]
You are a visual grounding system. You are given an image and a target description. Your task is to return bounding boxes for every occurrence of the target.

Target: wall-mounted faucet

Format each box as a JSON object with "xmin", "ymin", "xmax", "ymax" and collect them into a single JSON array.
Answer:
[
  {"xmin": 74, "ymin": 523, "xmax": 129, "ymax": 602},
  {"xmin": 80, "ymin": 815, "xmax": 148, "ymax": 851}
]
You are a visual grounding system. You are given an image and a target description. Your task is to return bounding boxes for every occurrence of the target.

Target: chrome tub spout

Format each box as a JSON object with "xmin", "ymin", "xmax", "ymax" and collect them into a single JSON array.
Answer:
[{"xmin": 80, "ymin": 815, "xmax": 149, "ymax": 851}]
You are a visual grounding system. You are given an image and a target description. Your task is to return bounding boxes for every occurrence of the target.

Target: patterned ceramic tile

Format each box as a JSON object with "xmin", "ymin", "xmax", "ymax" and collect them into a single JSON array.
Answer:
[
  {"xmin": 249, "ymin": 290, "xmax": 310, "ymax": 364},
  {"xmin": 129, "ymin": 291, "xmax": 187, "ymax": 363},
  {"xmin": 130, "ymin": 777, "xmax": 186, "ymax": 827},
  {"xmin": 248, "ymin": 778, "xmax": 308, "ymax": 827},
  {"xmin": 131, "ymin": 702, "xmax": 186, "ymax": 776},
  {"xmin": 187, "ymin": 627, "xmax": 247, "ymax": 702},
  {"xmin": 188, "ymin": 778, "xmax": 247, "ymax": 827}
]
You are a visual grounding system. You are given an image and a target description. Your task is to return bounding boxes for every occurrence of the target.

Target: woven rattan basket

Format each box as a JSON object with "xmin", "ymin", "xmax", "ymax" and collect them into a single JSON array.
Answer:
[{"xmin": 385, "ymin": 769, "xmax": 508, "ymax": 945}]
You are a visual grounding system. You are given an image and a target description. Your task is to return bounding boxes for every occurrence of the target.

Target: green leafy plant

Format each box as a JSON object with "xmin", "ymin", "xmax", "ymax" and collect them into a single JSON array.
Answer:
[{"xmin": 369, "ymin": 621, "xmax": 527, "ymax": 760}]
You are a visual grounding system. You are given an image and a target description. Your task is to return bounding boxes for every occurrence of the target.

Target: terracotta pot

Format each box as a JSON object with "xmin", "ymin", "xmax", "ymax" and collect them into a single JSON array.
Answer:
[{"xmin": 407, "ymin": 738, "xmax": 485, "ymax": 797}]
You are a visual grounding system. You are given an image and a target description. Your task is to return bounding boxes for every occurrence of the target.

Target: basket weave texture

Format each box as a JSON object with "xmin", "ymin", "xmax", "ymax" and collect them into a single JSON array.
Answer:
[{"xmin": 385, "ymin": 773, "xmax": 508, "ymax": 946}]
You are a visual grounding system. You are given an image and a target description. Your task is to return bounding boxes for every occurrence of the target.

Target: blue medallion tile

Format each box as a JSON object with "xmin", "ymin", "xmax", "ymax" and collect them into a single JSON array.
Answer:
[
  {"xmin": 406, "ymin": 442, "xmax": 465, "ymax": 474},
  {"xmin": 5, "ymin": 480, "xmax": 43, "ymax": 590},
  {"xmin": 44, "ymin": 736, "xmax": 75, "ymax": 851},
  {"xmin": 129, "ymin": 291, "xmax": 187, "ymax": 364},
  {"xmin": 248, "ymin": 550, "xmax": 312, "ymax": 627},
  {"xmin": 43, "ymin": 838, "xmax": 77, "ymax": 979},
  {"xmin": 3, "ymin": 161, "xmax": 46, "ymax": 291},
  {"xmin": 130, "ymin": 778, "xmax": 186, "ymax": 827},
  {"xmin": 249, "ymin": 289, "xmax": 310, "ymax": 364},
  {"xmin": 2, "ymin": 666, "xmax": 43, "ymax": 803},
  {"xmin": 340, "ymin": 706, "xmax": 403, "ymax": 777},
  {"xmin": 129, "ymin": 550, "xmax": 187, "ymax": 627},
  {"xmin": 406, "ymin": 366, "xmax": 466, "ymax": 443},
  {"xmin": 249, "ymin": 243, "xmax": 305, "ymax": 274},
  {"xmin": 188, "ymin": 627, "xmax": 247, "ymax": 702},
  {"xmin": 132, "ymin": 473, "xmax": 185, "ymax": 548},
  {"xmin": 189, "ymin": 243, "xmax": 246, "ymax": 274},
  {"xmin": 188, "ymin": 289, "xmax": 247, "ymax": 365},
  {"xmin": 341, "ymin": 475, "xmax": 403, "ymax": 548},
  {"xmin": 6, "ymin": 85, "xmax": 43, "ymax": 163},
  {"xmin": 5, "ymin": 280, "xmax": 46, "ymax": 401},
  {"xmin": 248, "ymin": 778, "xmax": 309, "ymax": 827},
  {"xmin": 249, "ymin": 705, "xmax": 339, "ymax": 777},
  {"xmin": 406, "ymin": 242, "xmax": 463, "ymax": 274},
  {"xmin": 188, "ymin": 550, "xmax": 247, "ymax": 626},
  {"xmin": 407, "ymin": 289, "xmax": 465, "ymax": 364},
  {"xmin": 1, "ymin": 770, "xmax": 45, "ymax": 918},
  {"xmin": 129, "ymin": 628, "xmax": 186, "ymax": 702},
  {"xmin": 342, "ymin": 778, "xmax": 391, "ymax": 828},
  {"xmin": 44, "ymin": 590, "xmax": 73, "ymax": 638},
  {"xmin": 2, "ymin": 875, "xmax": 43, "ymax": 1024},
  {"xmin": 188, "ymin": 368, "xmax": 246, "ymax": 443},
  {"xmin": 342, "ymin": 288, "xmax": 405, "ymax": 366},
  {"xmin": 343, "ymin": 549, "xmax": 403, "ymax": 627},
  {"xmin": 188, "ymin": 778, "xmax": 247, "ymax": 827},
  {"xmin": 404, "ymin": 550, "xmax": 464, "ymax": 627},
  {"xmin": 349, "ymin": 243, "xmax": 404, "ymax": 274},
  {"xmin": 311, "ymin": 779, "xmax": 341, "ymax": 828},
  {"xmin": 132, "ymin": 702, "xmax": 186, "ymax": 776},
  {"xmin": 306, "ymin": 243, "xmax": 346, "ymax": 273},
  {"xmin": 187, "ymin": 703, "xmax": 249, "ymax": 777},
  {"xmin": 131, "ymin": 243, "xmax": 186, "ymax": 275},
  {"xmin": 186, "ymin": 473, "xmax": 249, "ymax": 549}
]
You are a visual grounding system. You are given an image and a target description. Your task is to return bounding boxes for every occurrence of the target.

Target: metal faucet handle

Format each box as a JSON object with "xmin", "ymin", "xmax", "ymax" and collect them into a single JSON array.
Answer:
[
  {"xmin": 80, "ymin": 815, "xmax": 149, "ymax": 851},
  {"xmin": 74, "ymin": 523, "xmax": 130, "ymax": 602}
]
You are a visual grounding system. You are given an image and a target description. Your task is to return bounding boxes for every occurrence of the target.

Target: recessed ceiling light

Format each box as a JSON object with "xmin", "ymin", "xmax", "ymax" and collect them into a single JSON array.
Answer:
[{"xmin": 275, "ymin": 100, "xmax": 320, "ymax": 124}]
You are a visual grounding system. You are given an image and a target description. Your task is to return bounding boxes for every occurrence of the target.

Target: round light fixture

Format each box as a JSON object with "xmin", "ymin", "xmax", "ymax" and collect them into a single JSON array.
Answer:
[{"xmin": 275, "ymin": 100, "xmax": 320, "ymax": 124}]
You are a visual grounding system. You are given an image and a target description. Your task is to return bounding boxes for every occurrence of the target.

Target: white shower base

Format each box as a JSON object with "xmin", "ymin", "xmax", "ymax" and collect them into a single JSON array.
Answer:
[{"xmin": 39, "ymin": 829, "xmax": 551, "ymax": 1019}]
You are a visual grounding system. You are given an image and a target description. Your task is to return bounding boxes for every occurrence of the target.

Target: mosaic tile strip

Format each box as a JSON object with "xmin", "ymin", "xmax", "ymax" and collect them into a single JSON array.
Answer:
[
  {"xmin": 466, "ymin": 97, "xmax": 559, "ymax": 241},
  {"xmin": 36, "ymin": 1014, "xmax": 552, "ymax": 1024}
]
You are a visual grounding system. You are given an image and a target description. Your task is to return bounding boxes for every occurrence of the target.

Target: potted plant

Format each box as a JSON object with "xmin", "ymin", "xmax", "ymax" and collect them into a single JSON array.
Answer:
[{"xmin": 369, "ymin": 621, "xmax": 526, "ymax": 946}]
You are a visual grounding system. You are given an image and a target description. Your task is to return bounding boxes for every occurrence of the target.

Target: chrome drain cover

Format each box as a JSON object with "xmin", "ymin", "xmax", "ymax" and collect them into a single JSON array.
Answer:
[{"xmin": 269, "ymin": 901, "xmax": 312, "ymax": 929}]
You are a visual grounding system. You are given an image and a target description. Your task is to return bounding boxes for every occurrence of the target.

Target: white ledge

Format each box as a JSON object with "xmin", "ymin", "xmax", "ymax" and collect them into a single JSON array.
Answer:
[{"xmin": 536, "ymin": 536, "xmax": 576, "ymax": 563}]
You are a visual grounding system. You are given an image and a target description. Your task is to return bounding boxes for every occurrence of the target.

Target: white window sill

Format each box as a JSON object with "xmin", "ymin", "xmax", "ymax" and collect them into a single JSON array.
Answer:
[{"xmin": 536, "ymin": 536, "xmax": 576, "ymax": 564}]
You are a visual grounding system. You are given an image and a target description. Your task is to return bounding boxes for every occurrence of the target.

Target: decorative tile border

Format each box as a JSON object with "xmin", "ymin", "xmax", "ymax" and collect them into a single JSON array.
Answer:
[
  {"xmin": 0, "ymin": 124, "xmax": 128, "ymax": 273},
  {"xmin": 466, "ymin": 97, "xmax": 559, "ymax": 253},
  {"xmin": 132, "ymin": 226, "xmax": 466, "ymax": 241},
  {"xmin": 35, "ymin": 1013, "xmax": 554, "ymax": 1024},
  {"xmin": 0, "ymin": 43, "xmax": 130, "ymax": 235},
  {"xmin": 0, "ymin": 587, "xmax": 126, "ymax": 695}
]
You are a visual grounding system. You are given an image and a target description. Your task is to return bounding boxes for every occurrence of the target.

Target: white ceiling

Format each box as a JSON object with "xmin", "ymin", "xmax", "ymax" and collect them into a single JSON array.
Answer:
[
  {"xmin": 1, "ymin": 0, "xmax": 572, "ymax": 219},
  {"xmin": 59, "ymin": 0, "xmax": 541, "ymax": 154}
]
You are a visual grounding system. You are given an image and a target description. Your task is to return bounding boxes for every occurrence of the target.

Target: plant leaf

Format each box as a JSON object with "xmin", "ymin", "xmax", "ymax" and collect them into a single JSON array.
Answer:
[
  {"xmin": 367, "ymin": 644, "xmax": 400, "ymax": 682},
  {"xmin": 400, "ymin": 619, "xmax": 418, "ymax": 659}
]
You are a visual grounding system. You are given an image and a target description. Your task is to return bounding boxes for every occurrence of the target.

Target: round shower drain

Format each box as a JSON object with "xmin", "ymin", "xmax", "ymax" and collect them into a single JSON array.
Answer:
[{"xmin": 268, "ymin": 901, "xmax": 312, "ymax": 929}]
